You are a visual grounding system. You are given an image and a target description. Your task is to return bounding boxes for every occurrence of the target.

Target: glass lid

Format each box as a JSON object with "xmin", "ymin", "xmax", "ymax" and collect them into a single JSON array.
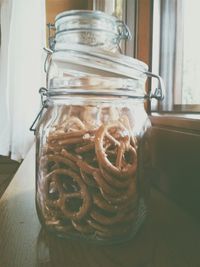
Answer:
[{"xmin": 52, "ymin": 43, "xmax": 148, "ymax": 80}]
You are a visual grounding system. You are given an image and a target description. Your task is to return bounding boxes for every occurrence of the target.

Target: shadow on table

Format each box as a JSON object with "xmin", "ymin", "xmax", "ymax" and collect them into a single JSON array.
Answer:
[{"xmin": 36, "ymin": 217, "xmax": 156, "ymax": 267}]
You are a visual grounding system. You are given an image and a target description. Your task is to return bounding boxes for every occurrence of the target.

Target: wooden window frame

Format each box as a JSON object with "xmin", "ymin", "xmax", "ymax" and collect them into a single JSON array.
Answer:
[
  {"xmin": 133, "ymin": 1, "xmax": 200, "ymax": 220},
  {"xmin": 134, "ymin": 0, "xmax": 200, "ymax": 126}
]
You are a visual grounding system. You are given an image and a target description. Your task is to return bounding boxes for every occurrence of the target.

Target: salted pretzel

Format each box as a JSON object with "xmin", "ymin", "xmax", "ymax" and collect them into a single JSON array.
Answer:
[
  {"xmin": 95, "ymin": 122, "xmax": 137, "ymax": 177},
  {"xmin": 38, "ymin": 108, "xmax": 142, "ymax": 240},
  {"xmin": 43, "ymin": 168, "xmax": 91, "ymax": 221}
]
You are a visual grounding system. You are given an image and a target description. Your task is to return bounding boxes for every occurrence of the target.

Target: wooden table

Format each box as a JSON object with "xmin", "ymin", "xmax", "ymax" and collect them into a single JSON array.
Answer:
[{"xmin": 0, "ymin": 146, "xmax": 200, "ymax": 267}]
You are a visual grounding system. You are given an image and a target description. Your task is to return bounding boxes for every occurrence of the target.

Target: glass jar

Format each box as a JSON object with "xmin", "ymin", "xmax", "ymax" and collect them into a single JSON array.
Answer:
[{"xmin": 34, "ymin": 10, "xmax": 163, "ymax": 244}]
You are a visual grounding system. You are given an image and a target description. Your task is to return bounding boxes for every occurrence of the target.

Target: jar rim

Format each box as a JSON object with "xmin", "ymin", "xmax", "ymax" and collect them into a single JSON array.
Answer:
[
  {"xmin": 55, "ymin": 10, "xmax": 118, "ymax": 23},
  {"xmin": 54, "ymin": 10, "xmax": 131, "ymax": 42}
]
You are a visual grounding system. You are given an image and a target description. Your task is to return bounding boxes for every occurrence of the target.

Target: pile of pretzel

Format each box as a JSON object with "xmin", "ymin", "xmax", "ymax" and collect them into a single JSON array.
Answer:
[{"xmin": 38, "ymin": 111, "xmax": 139, "ymax": 241}]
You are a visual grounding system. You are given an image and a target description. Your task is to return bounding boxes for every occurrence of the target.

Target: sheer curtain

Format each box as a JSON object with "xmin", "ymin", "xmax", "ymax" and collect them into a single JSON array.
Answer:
[{"xmin": 0, "ymin": 0, "xmax": 46, "ymax": 161}]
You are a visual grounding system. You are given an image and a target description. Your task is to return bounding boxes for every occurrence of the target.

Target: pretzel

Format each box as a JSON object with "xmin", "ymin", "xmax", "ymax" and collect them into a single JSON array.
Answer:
[
  {"xmin": 80, "ymin": 169, "xmax": 97, "ymax": 187},
  {"xmin": 53, "ymin": 224, "xmax": 75, "ymax": 235},
  {"xmin": 58, "ymin": 169, "xmax": 92, "ymax": 221},
  {"xmin": 119, "ymin": 114, "xmax": 137, "ymax": 148},
  {"xmin": 71, "ymin": 220, "xmax": 94, "ymax": 234},
  {"xmin": 100, "ymin": 177, "xmax": 137, "ymax": 205},
  {"xmin": 95, "ymin": 122, "xmax": 137, "ymax": 177},
  {"xmin": 63, "ymin": 116, "xmax": 86, "ymax": 131},
  {"xmin": 60, "ymin": 148, "xmax": 80, "ymax": 162},
  {"xmin": 87, "ymin": 218, "xmax": 132, "ymax": 239},
  {"xmin": 43, "ymin": 174, "xmax": 60, "ymax": 208},
  {"xmin": 48, "ymin": 129, "xmax": 88, "ymax": 142},
  {"xmin": 41, "ymin": 154, "xmax": 78, "ymax": 173},
  {"xmin": 92, "ymin": 190, "xmax": 138, "ymax": 213},
  {"xmin": 76, "ymin": 158, "xmax": 98, "ymax": 174},
  {"xmin": 93, "ymin": 170, "xmax": 125, "ymax": 197},
  {"xmin": 75, "ymin": 142, "xmax": 95, "ymax": 154},
  {"xmin": 38, "ymin": 110, "xmax": 142, "ymax": 241},
  {"xmin": 44, "ymin": 169, "xmax": 92, "ymax": 221},
  {"xmin": 99, "ymin": 166, "xmax": 130, "ymax": 189},
  {"xmin": 90, "ymin": 208, "xmax": 136, "ymax": 226},
  {"xmin": 93, "ymin": 192, "xmax": 117, "ymax": 213}
]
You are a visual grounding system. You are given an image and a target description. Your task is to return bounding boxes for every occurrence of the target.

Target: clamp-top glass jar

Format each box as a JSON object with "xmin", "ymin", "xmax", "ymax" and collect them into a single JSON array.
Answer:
[{"xmin": 34, "ymin": 10, "xmax": 163, "ymax": 244}]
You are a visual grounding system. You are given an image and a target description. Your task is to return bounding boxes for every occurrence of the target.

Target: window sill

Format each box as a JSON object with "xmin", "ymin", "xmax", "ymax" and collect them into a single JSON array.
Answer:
[{"xmin": 150, "ymin": 113, "xmax": 200, "ymax": 133}]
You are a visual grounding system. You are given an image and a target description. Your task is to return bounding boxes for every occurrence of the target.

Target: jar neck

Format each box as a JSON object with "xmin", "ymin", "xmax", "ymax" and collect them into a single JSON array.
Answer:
[
  {"xmin": 46, "ymin": 95, "xmax": 147, "ymax": 109},
  {"xmin": 53, "ymin": 10, "xmax": 131, "ymax": 53},
  {"xmin": 47, "ymin": 75, "xmax": 147, "ymax": 100},
  {"xmin": 55, "ymin": 30, "xmax": 120, "ymax": 52}
]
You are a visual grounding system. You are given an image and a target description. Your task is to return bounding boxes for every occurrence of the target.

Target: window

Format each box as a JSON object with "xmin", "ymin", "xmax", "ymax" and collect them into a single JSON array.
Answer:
[
  {"xmin": 151, "ymin": 0, "xmax": 200, "ymax": 113},
  {"xmin": 182, "ymin": 0, "xmax": 200, "ymax": 105},
  {"xmin": 47, "ymin": 0, "xmax": 200, "ymax": 115}
]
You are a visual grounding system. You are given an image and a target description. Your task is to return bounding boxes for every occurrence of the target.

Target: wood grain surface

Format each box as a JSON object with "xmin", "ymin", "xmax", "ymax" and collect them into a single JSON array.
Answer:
[{"xmin": 0, "ymin": 145, "xmax": 200, "ymax": 267}]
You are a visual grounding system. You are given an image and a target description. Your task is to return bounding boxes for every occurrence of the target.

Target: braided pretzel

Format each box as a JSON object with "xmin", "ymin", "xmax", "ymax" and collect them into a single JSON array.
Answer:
[{"xmin": 95, "ymin": 122, "xmax": 137, "ymax": 177}]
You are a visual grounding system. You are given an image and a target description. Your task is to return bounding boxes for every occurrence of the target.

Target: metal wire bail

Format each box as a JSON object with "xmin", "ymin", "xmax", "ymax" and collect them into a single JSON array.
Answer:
[
  {"xmin": 47, "ymin": 23, "xmax": 56, "ymax": 51},
  {"xmin": 29, "ymin": 88, "xmax": 48, "ymax": 133},
  {"xmin": 117, "ymin": 20, "xmax": 132, "ymax": 40},
  {"xmin": 145, "ymin": 71, "xmax": 165, "ymax": 101}
]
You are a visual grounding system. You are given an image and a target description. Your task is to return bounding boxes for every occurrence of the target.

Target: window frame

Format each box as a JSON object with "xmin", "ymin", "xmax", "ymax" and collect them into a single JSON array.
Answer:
[{"xmin": 133, "ymin": 0, "xmax": 200, "ymax": 116}]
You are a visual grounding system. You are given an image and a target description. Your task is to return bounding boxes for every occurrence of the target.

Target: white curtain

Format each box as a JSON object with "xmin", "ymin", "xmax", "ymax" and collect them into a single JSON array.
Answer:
[{"xmin": 0, "ymin": 0, "xmax": 46, "ymax": 161}]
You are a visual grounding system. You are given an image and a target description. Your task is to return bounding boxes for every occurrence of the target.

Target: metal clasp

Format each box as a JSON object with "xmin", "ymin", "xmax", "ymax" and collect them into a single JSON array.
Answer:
[
  {"xmin": 47, "ymin": 23, "xmax": 56, "ymax": 51},
  {"xmin": 145, "ymin": 72, "xmax": 165, "ymax": 101},
  {"xmin": 43, "ymin": 47, "xmax": 53, "ymax": 73},
  {"xmin": 117, "ymin": 20, "xmax": 132, "ymax": 40},
  {"xmin": 29, "ymin": 88, "xmax": 48, "ymax": 133}
]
